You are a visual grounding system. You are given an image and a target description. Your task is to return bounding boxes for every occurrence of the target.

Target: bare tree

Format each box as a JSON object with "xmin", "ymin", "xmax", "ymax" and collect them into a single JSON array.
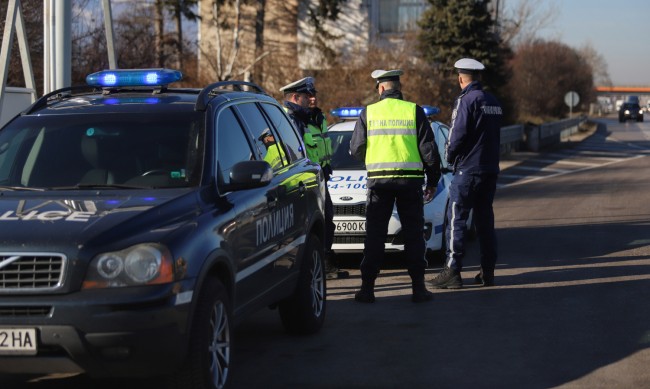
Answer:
[
  {"xmin": 508, "ymin": 39, "xmax": 594, "ymax": 121},
  {"xmin": 499, "ymin": 0, "xmax": 558, "ymax": 48},
  {"xmin": 578, "ymin": 43, "xmax": 612, "ymax": 87}
]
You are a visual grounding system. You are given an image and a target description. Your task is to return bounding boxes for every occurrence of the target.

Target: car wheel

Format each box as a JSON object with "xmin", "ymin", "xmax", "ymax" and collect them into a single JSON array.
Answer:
[
  {"xmin": 169, "ymin": 278, "xmax": 231, "ymax": 389},
  {"xmin": 278, "ymin": 234, "xmax": 326, "ymax": 335}
]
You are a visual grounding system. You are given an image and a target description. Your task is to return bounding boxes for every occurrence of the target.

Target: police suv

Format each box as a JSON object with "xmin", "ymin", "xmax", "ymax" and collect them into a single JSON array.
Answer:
[
  {"xmin": 0, "ymin": 69, "xmax": 327, "ymax": 388},
  {"xmin": 327, "ymin": 106, "xmax": 471, "ymax": 261}
]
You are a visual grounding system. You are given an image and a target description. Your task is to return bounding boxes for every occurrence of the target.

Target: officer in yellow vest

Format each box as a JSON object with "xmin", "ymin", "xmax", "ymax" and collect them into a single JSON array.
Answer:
[
  {"xmin": 280, "ymin": 77, "xmax": 348, "ymax": 279},
  {"xmin": 350, "ymin": 69, "xmax": 441, "ymax": 303},
  {"xmin": 259, "ymin": 129, "xmax": 285, "ymax": 170}
]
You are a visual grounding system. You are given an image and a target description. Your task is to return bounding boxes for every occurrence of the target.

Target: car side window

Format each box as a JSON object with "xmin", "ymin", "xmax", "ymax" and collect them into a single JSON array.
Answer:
[
  {"xmin": 216, "ymin": 107, "xmax": 254, "ymax": 191},
  {"xmin": 234, "ymin": 102, "xmax": 287, "ymax": 171},
  {"xmin": 260, "ymin": 103, "xmax": 305, "ymax": 162}
]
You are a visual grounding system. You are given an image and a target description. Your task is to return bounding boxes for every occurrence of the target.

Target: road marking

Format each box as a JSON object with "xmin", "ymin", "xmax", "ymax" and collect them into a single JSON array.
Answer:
[{"xmin": 499, "ymin": 154, "xmax": 645, "ymax": 188}]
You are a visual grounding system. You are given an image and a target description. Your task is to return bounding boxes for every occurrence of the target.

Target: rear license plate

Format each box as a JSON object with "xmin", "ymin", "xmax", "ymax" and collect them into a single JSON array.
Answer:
[
  {"xmin": 335, "ymin": 220, "xmax": 366, "ymax": 234},
  {"xmin": 0, "ymin": 328, "xmax": 37, "ymax": 355}
]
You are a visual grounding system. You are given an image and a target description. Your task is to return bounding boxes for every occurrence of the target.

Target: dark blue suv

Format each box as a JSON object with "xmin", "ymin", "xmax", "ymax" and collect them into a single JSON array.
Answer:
[{"xmin": 0, "ymin": 69, "xmax": 327, "ymax": 389}]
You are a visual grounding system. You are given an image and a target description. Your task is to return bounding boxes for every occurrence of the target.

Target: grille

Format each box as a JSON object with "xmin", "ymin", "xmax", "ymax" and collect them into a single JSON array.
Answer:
[
  {"xmin": 334, "ymin": 204, "xmax": 366, "ymax": 216},
  {"xmin": 0, "ymin": 306, "xmax": 53, "ymax": 317},
  {"xmin": 0, "ymin": 254, "xmax": 66, "ymax": 292}
]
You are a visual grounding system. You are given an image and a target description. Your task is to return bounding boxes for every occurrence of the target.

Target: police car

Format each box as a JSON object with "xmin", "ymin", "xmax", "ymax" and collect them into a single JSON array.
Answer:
[
  {"xmin": 0, "ymin": 69, "xmax": 327, "ymax": 388},
  {"xmin": 328, "ymin": 106, "xmax": 471, "ymax": 261}
]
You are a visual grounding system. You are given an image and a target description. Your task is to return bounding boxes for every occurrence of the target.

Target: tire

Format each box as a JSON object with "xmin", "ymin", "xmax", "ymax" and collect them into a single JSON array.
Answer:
[
  {"xmin": 168, "ymin": 278, "xmax": 232, "ymax": 389},
  {"xmin": 278, "ymin": 234, "xmax": 326, "ymax": 335}
]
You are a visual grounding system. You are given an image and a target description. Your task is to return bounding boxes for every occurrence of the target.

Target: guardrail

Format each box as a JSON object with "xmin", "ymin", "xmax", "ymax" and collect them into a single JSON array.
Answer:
[{"xmin": 500, "ymin": 116, "xmax": 587, "ymax": 155}]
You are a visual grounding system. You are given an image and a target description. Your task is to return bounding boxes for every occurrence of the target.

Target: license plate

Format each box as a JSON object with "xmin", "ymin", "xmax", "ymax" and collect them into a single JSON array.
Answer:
[
  {"xmin": 0, "ymin": 328, "xmax": 37, "ymax": 355},
  {"xmin": 335, "ymin": 220, "xmax": 366, "ymax": 234}
]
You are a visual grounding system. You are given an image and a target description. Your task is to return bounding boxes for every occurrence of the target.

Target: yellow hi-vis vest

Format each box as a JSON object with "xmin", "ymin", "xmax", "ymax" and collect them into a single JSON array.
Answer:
[
  {"xmin": 284, "ymin": 107, "xmax": 332, "ymax": 167},
  {"xmin": 366, "ymin": 99, "xmax": 423, "ymax": 179},
  {"xmin": 305, "ymin": 118, "xmax": 333, "ymax": 168},
  {"xmin": 264, "ymin": 143, "xmax": 286, "ymax": 170}
]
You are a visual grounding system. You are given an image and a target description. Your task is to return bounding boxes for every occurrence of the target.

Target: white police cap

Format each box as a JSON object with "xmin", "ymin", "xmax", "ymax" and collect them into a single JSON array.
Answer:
[
  {"xmin": 371, "ymin": 69, "xmax": 403, "ymax": 88},
  {"xmin": 279, "ymin": 77, "xmax": 316, "ymax": 94},
  {"xmin": 454, "ymin": 58, "xmax": 485, "ymax": 74}
]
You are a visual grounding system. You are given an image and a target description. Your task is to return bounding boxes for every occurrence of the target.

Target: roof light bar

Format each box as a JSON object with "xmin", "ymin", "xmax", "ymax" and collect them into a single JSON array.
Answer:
[
  {"xmin": 86, "ymin": 69, "xmax": 183, "ymax": 88},
  {"xmin": 422, "ymin": 105, "xmax": 440, "ymax": 116},
  {"xmin": 330, "ymin": 107, "xmax": 364, "ymax": 119}
]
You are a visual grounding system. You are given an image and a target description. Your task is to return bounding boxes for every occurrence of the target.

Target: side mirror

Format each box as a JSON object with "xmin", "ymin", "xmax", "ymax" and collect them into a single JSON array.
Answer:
[{"xmin": 225, "ymin": 160, "xmax": 273, "ymax": 191}]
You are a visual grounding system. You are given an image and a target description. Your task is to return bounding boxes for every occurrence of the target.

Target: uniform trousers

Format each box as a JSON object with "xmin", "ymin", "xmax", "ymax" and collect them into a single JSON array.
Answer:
[
  {"xmin": 445, "ymin": 171, "xmax": 498, "ymax": 272},
  {"xmin": 360, "ymin": 185, "xmax": 427, "ymax": 282}
]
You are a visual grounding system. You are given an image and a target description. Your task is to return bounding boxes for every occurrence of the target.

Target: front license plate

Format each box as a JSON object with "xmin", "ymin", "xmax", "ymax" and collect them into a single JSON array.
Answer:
[
  {"xmin": 335, "ymin": 220, "xmax": 366, "ymax": 234},
  {"xmin": 0, "ymin": 328, "xmax": 37, "ymax": 355}
]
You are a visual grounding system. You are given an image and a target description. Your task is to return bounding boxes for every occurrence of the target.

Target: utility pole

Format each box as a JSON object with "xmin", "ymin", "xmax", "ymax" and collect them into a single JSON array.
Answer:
[{"xmin": 43, "ymin": 0, "xmax": 71, "ymax": 94}]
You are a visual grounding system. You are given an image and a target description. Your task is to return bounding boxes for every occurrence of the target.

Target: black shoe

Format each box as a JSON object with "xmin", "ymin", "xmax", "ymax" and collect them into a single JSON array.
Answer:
[
  {"xmin": 411, "ymin": 284, "xmax": 434, "ymax": 303},
  {"xmin": 429, "ymin": 267, "xmax": 463, "ymax": 289},
  {"xmin": 354, "ymin": 288, "xmax": 376, "ymax": 303},
  {"xmin": 355, "ymin": 279, "xmax": 376, "ymax": 303},
  {"xmin": 474, "ymin": 271, "xmax": 494, "ymax": 287}
]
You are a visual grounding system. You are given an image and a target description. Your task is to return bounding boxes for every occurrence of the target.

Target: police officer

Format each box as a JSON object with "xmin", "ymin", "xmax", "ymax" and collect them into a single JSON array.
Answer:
[
  {"xmin": 259, "ymin": 129, "xmax": 284, "ymax": 170},
  {"xmin": 350, "ymin": 69, "xmax": 441, "ymax": 303},
  {"xmin": 429, "ymin": 58, "xmax": 503, "ymax": 289},
  {"xmin": 280, "ymin": 77, "xmax": 348, "ymax": 279}
]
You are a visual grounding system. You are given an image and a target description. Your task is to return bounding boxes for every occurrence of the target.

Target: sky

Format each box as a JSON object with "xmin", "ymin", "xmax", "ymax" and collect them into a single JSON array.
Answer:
[{"xmin": 504, "ymin": 0, "xmax": 649, "ymax": 86}]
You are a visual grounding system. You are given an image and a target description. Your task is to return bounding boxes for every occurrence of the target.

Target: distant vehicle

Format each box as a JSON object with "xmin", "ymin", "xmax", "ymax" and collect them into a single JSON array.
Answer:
[{"xmin": 618, "ymin": 102, "xmax": 644, "ymax": 122}]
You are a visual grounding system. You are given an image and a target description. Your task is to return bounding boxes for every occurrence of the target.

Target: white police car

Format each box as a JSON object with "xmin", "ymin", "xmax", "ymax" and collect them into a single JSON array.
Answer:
[
  {"xmin": 0, "ymin": 69, "xmax": 327, "ymax": 388},
  {"xmin": 328, "ymin": 106, "xmax": 469, "ymax": 261}
]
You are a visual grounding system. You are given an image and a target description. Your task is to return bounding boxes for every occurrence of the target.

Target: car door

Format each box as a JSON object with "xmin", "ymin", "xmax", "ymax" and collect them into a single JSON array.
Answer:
[
  {"xmin": 214, "ymin": 105, "xmax": 280, "ymax": 311},
  {"xmin": 232, "ymin": 102, "xmax": 308, "ymax": 289}
]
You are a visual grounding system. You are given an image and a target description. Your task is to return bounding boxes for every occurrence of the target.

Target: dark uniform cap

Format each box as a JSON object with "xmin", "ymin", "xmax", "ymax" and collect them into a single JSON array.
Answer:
[
  {"xmin": 279, "ymin": 77, "xmax": 317, "ymax": 95},
  {"xmin": 454, "ymin": 58, "xmax": 485, "ymax": 74},
  {"xmin": 371, "ymin": 69, "xmax": 403, "ymax": 88}
]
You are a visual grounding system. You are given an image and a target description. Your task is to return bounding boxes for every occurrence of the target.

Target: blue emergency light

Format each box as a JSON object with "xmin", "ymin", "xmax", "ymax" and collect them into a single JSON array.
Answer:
[
  {"xmin": 422, "ymin": 105, "xmax": 440, "ymax": 116},
  {"xmin": 86, "ymin": 69, "xmax": 183, "ymax": 88},
  {"xmin": 330, "ymin": 107, "xmax": 364, "ymax": 118}
]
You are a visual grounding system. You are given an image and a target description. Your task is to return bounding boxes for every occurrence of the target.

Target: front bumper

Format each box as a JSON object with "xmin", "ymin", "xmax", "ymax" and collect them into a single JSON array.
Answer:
[{"xmin": 0, "ymin": 281, "xmax": 193, "ymax": 378}]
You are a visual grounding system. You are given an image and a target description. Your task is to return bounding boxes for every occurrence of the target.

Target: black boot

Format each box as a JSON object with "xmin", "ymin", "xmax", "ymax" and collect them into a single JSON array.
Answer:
[
  {"xmin": 354, "ymin": 279, "xmax": 376, "ymax": 303},
  {"xmin": 474, "ymin": 269, "xmax": 495, "ymax": 287},
  {"xmin": 411, "ymin": 281, "xmax": 434, "ymax": 303}
]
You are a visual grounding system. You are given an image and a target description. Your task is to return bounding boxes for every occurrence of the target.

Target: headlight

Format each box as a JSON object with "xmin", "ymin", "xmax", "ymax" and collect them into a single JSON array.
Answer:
[
  {"xmin": 624, "ymin": 109, "xmax": 630, "ymax": 114},
  {"xmin": 82, "ymin": 243, "xmax": 174, "ymax": 289}
]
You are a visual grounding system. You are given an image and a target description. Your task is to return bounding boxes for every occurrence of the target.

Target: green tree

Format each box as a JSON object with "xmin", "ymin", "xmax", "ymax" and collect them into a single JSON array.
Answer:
[{"xmin": 417, "ymin": 0, "xmax": 513, "ymax": 122}]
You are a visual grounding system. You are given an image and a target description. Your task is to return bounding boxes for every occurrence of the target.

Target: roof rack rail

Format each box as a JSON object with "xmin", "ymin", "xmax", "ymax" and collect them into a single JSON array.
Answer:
[
  {"xmin": 196, "ymin": 81, "xmax": 267, "ymax": 111},
  {"xmin": 24, "ymin": 85, "xmax": 98, "ymax": 115}
]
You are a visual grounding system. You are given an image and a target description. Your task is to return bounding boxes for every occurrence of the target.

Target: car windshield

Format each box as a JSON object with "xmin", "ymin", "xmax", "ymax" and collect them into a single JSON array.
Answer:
[
  {"xmin": 329, "ymin": 130, "xmax": 365, "ymax": 170},
  {"xmin": 0, "ymin": 112, "xmax": 204, "ymax": 189}
]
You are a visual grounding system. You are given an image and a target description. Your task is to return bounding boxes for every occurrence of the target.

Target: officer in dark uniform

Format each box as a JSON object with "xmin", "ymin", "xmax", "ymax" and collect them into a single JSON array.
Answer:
[
  {"xmin": 429, "ymin": 58, "xmax": 503, "ymax": 289},
  {"xmin": 280, "ymin": 77, "xmax": 349, "ymax": 279},
  {"xmin": 350, "ymin": 69, "xmax": 441, "ymax": 303}
]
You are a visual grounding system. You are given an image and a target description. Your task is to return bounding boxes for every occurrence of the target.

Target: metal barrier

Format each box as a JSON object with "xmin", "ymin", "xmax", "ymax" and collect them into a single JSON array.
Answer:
[{"xmin": 500, "ymin": 116, "xmax": 587, "ymax": 155}]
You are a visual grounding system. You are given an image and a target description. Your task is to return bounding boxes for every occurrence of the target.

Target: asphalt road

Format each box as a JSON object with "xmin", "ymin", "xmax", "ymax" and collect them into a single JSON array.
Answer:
[{"xmin": 3, "ymin": 116, "xmax": 650, "ymax": 388}]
